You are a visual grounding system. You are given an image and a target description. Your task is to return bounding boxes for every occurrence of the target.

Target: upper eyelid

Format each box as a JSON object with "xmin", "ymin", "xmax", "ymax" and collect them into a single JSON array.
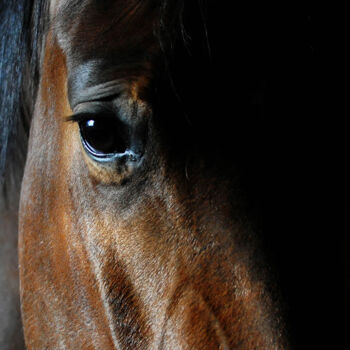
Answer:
[{"xmin": 65, "ymin": 111, "xmax": 116, "ymax": 123}]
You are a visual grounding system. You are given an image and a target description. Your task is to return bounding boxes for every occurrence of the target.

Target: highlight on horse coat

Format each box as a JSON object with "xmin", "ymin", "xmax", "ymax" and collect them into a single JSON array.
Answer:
[{"xmin": 0, "ymin": 0, "xmax": 292, "ymax": 349}]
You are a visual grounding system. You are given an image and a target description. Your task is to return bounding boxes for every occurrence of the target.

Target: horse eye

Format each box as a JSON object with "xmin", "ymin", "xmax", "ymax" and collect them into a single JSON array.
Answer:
[{"xmin": 79, "ymin": 117, "xmax": 128, "ymax": 157}]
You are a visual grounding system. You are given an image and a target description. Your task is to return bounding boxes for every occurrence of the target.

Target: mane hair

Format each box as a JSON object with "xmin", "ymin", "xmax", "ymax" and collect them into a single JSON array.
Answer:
[{"xmin": 0, "ymin": 0, "xmax": 48, "ymax": 204}]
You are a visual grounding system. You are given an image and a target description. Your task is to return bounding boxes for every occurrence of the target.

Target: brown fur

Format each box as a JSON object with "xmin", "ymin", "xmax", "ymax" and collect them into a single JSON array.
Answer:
[{"xmin": 19, "ymin": 1, "xmax": 288, "ymax": 348}]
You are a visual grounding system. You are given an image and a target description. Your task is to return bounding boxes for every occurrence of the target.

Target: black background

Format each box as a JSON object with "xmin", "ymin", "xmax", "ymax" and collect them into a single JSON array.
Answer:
[{"xmin": 160, "ymin": 2, "xmax": 349, "ymax": 348}]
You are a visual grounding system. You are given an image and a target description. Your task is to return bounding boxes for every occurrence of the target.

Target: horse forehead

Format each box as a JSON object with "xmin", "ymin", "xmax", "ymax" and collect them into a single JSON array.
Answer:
[
  {"xmin": 52, "ymin": 0, "xmax": 158, "ymax": 52},
  {"xmin": 50, "ymin": 0, "xmax": 159, "ymax": 95}
]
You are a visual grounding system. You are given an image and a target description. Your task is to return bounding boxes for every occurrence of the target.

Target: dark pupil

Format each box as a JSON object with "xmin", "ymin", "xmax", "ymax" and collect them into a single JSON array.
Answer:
[{"xmin": 79, "ymin": 118, "xmax": 127, "ymax": 155}]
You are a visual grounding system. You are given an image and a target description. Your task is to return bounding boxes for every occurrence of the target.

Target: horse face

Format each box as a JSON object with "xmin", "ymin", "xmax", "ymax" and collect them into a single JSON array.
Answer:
[{"xmin": 19, "ymin": 0, "xmax": 284, "ymax": 348}]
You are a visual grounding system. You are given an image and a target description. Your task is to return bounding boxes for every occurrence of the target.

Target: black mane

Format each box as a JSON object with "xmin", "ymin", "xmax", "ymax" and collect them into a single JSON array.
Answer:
[{"xmin": 0, "ymin": 0, "xmax": 48, "ymax": 194}]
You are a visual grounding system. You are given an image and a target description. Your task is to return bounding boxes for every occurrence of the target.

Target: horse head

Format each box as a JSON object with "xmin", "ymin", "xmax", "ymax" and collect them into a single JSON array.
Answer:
[{"xmin": 17, "ymin": 0, "xmax": 287, "ymax": 348}]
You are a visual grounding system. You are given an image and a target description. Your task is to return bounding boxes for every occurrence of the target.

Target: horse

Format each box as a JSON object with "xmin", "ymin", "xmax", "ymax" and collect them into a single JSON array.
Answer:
[{"xmin": 0, "ymin": 0, "xmax": 289, "ymax": 348}]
